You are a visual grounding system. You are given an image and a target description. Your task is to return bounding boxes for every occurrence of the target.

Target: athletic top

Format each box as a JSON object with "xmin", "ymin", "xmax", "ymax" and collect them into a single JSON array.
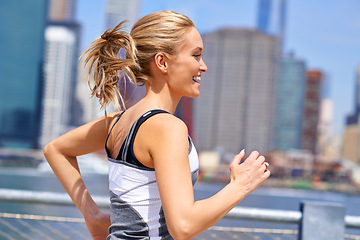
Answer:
[{"xmin": 105, "ymin": 109, "xmax": 199, "ymax": 240}]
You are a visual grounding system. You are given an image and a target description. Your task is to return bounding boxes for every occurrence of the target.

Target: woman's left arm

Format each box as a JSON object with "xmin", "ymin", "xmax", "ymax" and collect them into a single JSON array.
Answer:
[
  {"xmin": 43, "ymin": 113, "xmax": 118, "ymax": 239},
  {"xmin": 146, "ymin": 114, "xmax": 269, "ymax": 240}
]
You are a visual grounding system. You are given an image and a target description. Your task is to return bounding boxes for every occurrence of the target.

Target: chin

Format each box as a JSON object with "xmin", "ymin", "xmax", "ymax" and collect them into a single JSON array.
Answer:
[{"xmin": 188, "ymin": 92, "xmax": 200, "ymax": 98}]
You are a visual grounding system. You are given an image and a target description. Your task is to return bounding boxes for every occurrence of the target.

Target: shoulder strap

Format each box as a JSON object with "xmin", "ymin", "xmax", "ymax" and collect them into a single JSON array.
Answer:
[
  {"xmin": 105, "ymin": 111, "xmax": 125, "ymax": 155},
  {"xmin": 117, "ymin": 109, "xmax": 170, "ymax": 162}
]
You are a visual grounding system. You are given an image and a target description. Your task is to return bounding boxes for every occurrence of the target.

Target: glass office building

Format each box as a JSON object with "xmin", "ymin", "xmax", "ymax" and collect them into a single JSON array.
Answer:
[
  {"xmin": 0, "ymin": 0, "xmax": 48, "ymax": 148},
  {"xmin": 275, "ymin": 53, "xmax": 306, "ymax": 151}
]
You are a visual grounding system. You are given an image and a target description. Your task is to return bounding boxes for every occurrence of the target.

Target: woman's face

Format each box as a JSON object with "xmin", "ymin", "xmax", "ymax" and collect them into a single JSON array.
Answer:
[{"xmin": 166, "ymin": 27, "xmax": 207, "ymax": 98}]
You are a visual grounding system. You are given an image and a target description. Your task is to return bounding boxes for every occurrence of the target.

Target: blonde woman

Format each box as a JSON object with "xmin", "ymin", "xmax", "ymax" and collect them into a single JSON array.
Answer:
[{"xmin": 44, "ymin": 11, "xmax": 270, "ymax": 240}]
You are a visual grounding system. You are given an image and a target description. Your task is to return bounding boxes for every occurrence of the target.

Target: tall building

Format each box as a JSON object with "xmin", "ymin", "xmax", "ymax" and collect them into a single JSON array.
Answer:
[
  {"xmin": 48, "ymin": 0, "xmax": 76, "ymax": 22},
  {"xmin": 275, "ymin": 53, "xmax": 306, "ymax": 151},
  {"xmin": 317, "ymin": 98, "xmax": 337, "ymax": 161},
  {"xmin": 193, "ymin": 29, "xmax": 280, "ymax": 154},
  {"xmin": 343, "ymin": 65, "xmax": 360, "ymax": 163},
  {"xmin": 347, "ymin": 65, "xmax": 360, "ymax": 125},
  {"xmin": 40, "ymin": 0, "xmax": 81, "ymax": 148},
  {"xmin": 76, "ymin": 55, "xmax": 101, "ymax": 123},
  {"xmin": 356, "ymin": 65, "xmax": 360, "ymax": 119},
  {"xmin": 257, "ymin": 0, "xmax": 286, "ymax": 51},
  {"xmin": 105, "ymin": 0, "xmax": 141, "ymax": 31},
  {"xmin": 175, "ymin": 98, "xmax": 193, "ymax": 136},
  {"xmin": 0, "ymin": 0, "xmax": 48, "ymax": 149},
  {"xmin": 301, "ymin": 70, "xmax": 323, "ymax": 154},
  {"xmin": 105, "ymin": 0, "xmax": 144, "ymax": 111},
  {"xmin": 40, "ymin": 23, "xmax": 80, "ymax": 148}
]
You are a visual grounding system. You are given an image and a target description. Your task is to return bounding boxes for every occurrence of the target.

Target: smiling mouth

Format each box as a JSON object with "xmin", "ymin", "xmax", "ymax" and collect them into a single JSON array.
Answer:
[{"xmin": 192, "ymin": 76, "xmax": 201, "ymax": 83}]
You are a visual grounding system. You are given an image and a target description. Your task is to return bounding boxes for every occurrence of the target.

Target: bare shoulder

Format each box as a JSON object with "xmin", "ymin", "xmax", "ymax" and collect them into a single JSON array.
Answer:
[
  {"xmin": 106, "ymin": 111, "xmax": 124, "ymax": 130},
  {"xmin": 139, "ymin": 113, "xmax": 189, "ymax": 164},
  {"xmin": 146, "ymin": 113, "xmax": 188, "ymax": 136},
  {"xmin": 137, "ymin": 113, "xmax": 189, "ymax": 151}
]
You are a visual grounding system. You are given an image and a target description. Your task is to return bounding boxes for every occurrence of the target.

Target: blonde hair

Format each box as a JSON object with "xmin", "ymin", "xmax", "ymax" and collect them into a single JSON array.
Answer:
[{"xmin": 82, "ymin": 10, "xmax": 195, "ymax": 112}]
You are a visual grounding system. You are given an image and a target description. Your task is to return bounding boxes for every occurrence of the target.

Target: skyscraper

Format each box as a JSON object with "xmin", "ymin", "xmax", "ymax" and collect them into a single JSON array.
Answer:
[
  {"xmin": 257, "ymin": 0, "xmax": 286, "ymax": 52},
  {"xmin": 356, "ymin": 66, "xmax": 360, "ymax": 119},
  {"xmin": 105, "ymin": 0, "xmax": 144, "ymax": 111},
  {"xmin": 347, "ymin": 65, "xmax": 360, "ymax": 125},
  {"xmin": 40, "ymin": 23, "xmax": 80, "ymax": 148},
  {"xmin": 0, "ymin": 0, "xmax": 48, "ymax": 149},
  {"xmin": 105, "ymin": 0, "xmax": 141, "ymax": 31},
  {"xmin": 342, "ymin": 65, "xmax": 360, "ymax": 163},
  {"xmin": 193, "ymin": 28, "xmax": 280, "ymax": 154},
  {"xmin": 175, "ymin": 98, "xmax": 193, "ymax": 136},
  {"xmin": 275, "ymin": 53, "xmax": 306, "ymax": 151},
  {"xmin": 48, "ymin": 0, "xmax": 77, "ymax": 22},
  {"xmin": 39, "ymin": 0, "xmax": 81, "ymax": 148},
  {"xmin": 301, "ymin": 70, "xmax": 323, "ymax": 154}
]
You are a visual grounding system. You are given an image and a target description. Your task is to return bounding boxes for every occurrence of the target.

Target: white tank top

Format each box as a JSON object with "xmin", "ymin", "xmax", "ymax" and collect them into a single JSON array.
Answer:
[{"xmin": 105, "ymin": 109, "xmax": 199, "ymax": 239}]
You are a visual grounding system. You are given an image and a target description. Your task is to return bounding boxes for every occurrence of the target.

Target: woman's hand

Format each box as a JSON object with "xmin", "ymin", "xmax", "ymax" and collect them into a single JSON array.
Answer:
[
  {"xmin": 84, "ymin": 210, "xmax": 111, "ymax": 240},
  {"xmin": 229, "ymin": 150, "xmax": 270, "ymax": 197},
  {"xmin": 43, "ymin": 113, "xmax": 118, "ymax": 239}
]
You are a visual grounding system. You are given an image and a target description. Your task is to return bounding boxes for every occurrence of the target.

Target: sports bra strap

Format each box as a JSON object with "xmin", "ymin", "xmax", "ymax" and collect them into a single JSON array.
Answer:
[
  {"xmin": 117, "ymin": 109, "xmax": 170, "ymax": 163},
  {"xmin": 105, "ymin": 111, "xmax": 125, "ymax": 155}
]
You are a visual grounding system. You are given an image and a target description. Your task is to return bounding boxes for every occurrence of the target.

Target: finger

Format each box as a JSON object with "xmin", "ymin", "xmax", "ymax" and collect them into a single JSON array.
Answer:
[
  {"xmin": 261, "ymin": 161, "xmax": 269, "ymax": 173},
  {"xmin": 246, "ymin": 151, "xmax": 259, "ymax": 163},
  {"xmin": 231, "ymin": 149, "xmax": 245, "ymax": 166},
  {"xmin": 256, "ymin": 155, "xmax": 266, "ymax": 165},
  {"xmin": 260, "ymin": 162, "xmax": 269, "ymax": 172},
  {"xmin": 264, "ymin": 169, "xmax": 271, "ymax": 178}
]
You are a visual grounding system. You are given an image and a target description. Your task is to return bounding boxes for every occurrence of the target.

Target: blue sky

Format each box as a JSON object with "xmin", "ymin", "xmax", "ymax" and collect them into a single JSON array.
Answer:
[{"xmin": 76, "ymin": 0, "xmax": 360, "ymax": 136}]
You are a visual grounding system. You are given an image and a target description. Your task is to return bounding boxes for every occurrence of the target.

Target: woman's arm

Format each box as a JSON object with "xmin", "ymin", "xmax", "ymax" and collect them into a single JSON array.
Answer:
[
  {"xmin": 145, "ymin": 114, "xmax": 270, "ymax": 240},
  {"xmin": 43, "ymin": 113, "xmax": 118, "ymax": 239}
]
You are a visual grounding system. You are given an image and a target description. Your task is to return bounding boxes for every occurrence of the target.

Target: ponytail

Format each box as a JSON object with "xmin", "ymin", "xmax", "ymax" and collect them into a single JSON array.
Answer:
[
  {"xmin": 82, "ymin": 11, "xmax": 195, "ymax": 115},
  {"xmin": 82, "ymin": 21, "xmax": 140, "ymax": 113}
]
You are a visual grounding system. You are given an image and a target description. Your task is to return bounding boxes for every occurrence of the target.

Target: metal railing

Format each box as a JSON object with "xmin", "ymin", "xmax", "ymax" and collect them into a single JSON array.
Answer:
[{"xmin": 0, "ymin": 188, "xmax": 360, "ymax": 240}]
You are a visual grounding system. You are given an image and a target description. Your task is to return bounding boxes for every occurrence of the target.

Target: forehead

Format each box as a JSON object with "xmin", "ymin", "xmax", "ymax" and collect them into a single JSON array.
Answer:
[{"xmin": 180, "ymin": 27, "xmax": 203, "ymax": 51}]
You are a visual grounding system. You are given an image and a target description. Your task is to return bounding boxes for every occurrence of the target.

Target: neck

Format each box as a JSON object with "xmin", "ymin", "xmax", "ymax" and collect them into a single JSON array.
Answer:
[{"xmin": 139, "ymin": 86, "xmax": 181, "ymax": 114}]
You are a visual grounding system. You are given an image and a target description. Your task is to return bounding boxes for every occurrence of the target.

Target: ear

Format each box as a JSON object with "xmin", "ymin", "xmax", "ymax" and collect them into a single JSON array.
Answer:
[{"xmin": 154, "ymin": 52, "xmax": 168, "ymax": 73}]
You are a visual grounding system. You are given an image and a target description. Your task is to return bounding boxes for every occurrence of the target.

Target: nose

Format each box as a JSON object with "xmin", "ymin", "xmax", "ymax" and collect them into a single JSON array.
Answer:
[{"xmin": 200, "ymin": 58, "xmax": 207, "ymax": 72}]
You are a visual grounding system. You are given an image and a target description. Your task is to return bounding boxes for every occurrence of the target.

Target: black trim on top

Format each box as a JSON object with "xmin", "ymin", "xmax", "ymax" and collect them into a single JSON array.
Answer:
[
  {"xmin": 106, "ymin": 109, "xmax": 170, "ymax": 170},
  {"xmin": 105, "ymin": 111, "xmax": 125, "ymax": 156}
]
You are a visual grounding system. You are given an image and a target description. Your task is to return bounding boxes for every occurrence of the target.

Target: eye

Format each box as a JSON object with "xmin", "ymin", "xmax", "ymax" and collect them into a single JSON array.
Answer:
[{"xmin": 193, "ymin": 54, "xmax": 202, "ymax": 60}]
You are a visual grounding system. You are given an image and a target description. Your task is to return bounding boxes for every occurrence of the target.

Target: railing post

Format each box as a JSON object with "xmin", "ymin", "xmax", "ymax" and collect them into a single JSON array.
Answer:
[{"xmin": 299, "ymin": 201, "xmax": 345, "ymax": 240}]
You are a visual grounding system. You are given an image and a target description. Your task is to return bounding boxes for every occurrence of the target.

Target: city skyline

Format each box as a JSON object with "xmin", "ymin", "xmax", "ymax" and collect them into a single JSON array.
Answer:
[{"xmin": 76, "ymin": 0, "xmax": 360, "ymax": 136}]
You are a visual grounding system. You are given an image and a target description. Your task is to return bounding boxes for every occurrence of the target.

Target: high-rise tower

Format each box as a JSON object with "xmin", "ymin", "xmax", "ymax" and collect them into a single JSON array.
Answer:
[
  {"xmin": 275, "ymin": 53, "xmax": 306, "ymax": 151},
  {"xmin": 105, "ymin": 0, "xmax": 141, "ymax": 31},
  {"xmin": 342, "ymin": 65, "xmax": 360, "ymax": 163},
  {"xmin": 193, "ymin": 29, "xmax": 280, "ymax": 154},
  {"xmin": 347, "ymin": 65, "xmax": 360, "ymax": 125},
  {"xmin": 105, "ymin": 0, "xmax": 144, "ymax": 110},
  {"xmin": 40, "ymin": 0, "xmax": 81, "ymax": 148},
  {"xmin": 48, "ymin": 0, "xmax": 77, "ymax": 22},
  {"xmin": 0, "ymin": 0, "xmax": 48, "ymax": 149},
  {"xmin": 40, "ymin": 23, "xmax": 80, "ymax": 148},
  {"xmin": 301, "ymin": 70, "xmax": 323, "ymax": 154},
  {"xmin": 257, "ymin": 0, "xmax": 286, "ymax": 52}
]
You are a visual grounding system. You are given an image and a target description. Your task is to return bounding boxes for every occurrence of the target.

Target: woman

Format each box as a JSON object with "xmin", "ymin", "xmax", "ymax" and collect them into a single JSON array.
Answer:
[{"xmin": 44, "ymin": 10, "xmax": 270, "ymax": 240}]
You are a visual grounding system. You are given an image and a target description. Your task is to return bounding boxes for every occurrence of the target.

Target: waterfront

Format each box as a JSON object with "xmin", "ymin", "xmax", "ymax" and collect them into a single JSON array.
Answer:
[{"xmin": 1, "ymin": 164, "xmax": 360, "ymax": 237}]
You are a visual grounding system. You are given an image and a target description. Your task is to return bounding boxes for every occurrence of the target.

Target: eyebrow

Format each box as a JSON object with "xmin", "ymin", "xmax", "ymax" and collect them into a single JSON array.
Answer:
[{"xmin": 193, "ymin": 47, "xmax": 203, "ymax": 51}]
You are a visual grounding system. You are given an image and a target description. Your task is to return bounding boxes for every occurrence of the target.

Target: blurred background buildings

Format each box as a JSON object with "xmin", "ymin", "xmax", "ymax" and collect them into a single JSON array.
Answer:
[
  {"xmin": 0, "ymin": 0, "xmax": 359, "ymax": 187},
  {"xmin": 193, "ymin": 29, "xmax": 280, "ymax": 154}
]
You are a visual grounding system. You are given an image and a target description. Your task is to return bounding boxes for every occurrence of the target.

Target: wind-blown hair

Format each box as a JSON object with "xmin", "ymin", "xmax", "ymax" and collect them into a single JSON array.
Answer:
[{"xmin": 82, "ymin": 10, "xmax": 195, "ymax": 112}]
